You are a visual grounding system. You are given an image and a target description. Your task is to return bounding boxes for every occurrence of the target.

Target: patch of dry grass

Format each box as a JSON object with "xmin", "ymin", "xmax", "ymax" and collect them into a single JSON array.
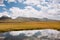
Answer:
[{"xmin": 0, "ymin": 21, "xmax": 60, "ymax": 32}]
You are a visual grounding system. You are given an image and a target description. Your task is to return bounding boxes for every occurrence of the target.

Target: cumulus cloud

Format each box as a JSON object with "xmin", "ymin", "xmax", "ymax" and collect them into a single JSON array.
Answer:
[
  {"xmin": 0, "ymin": 11, "xmax": 10, "ymax": 17},
  {"xmin": 18, "ymin": 0, "xmax": 25, "ymax": 3},
  {"xmin": 0, "ymin": 0, "xmax": 5, "ymax": 6},
  {"xmin": 23, "ymin": 0, "xmax": 40, "ymax": 6},
  {"xmin": 8, "ymin": 0, "xmax": 16, "ymax": 3},
  {"xmin": 9, "ymin": 7, "xmax": 22, "ymax": 19},
  {"xmin": 0, "ymin": 0, "xmax": 60, "ymax": 20},
  {"xmin": 8, "ymin": 0, "xmax": 25, "ymax": 3},
  {"xmin": 9, "ymin": 6, "xmax": 60, "ymax": 20},
  {"xmin": 9, "ymin": 6, "xmax": 46, "ymax": 19}
]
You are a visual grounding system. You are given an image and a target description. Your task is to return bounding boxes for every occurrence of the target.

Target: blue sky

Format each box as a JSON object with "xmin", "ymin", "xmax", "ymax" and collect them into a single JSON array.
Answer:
[
  {"xmin": 0, "ymin": 0, "xmax": 60, "ymax": 20},
  {"xmin": 0, "ymin": 0, "xmax": 27, "ymax": 12}
]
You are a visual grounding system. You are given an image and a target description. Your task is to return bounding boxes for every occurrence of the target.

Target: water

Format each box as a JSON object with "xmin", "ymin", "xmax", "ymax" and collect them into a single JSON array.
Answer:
[{"xmin": 0, "ymin": 29, "xmax": 60, "ymax": 40}]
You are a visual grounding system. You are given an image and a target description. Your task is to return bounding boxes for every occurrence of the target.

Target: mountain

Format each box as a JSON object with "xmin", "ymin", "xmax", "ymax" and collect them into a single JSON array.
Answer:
[
  {"xmin": 0, "ymin": 16, "xmax": 59, "ymax": 23},
  {"xmin": 0, "ymin": 16, "xmax": 11, "ymax": 20}
]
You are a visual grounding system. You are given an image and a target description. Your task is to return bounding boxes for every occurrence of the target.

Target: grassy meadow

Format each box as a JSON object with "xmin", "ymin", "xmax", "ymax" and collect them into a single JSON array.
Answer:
[{"xmin": 0, "ymin": 21, "xmax": 60, "ymax": 32}]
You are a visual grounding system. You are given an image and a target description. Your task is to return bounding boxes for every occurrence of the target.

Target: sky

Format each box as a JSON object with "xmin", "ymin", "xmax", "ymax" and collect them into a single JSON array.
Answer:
[{"xmin": 0, "ymin": 0, "xmax": 60, "ymax": 20}]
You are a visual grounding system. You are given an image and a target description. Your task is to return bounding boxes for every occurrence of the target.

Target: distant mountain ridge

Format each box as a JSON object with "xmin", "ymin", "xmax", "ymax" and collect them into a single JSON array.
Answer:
[
  {"xmin": 0, "ymin": 16, "xmax": 11, "ymax": 20},
  {"xmin": 0, "ymin": 16, "xmax": 59, "ymax": 23}
]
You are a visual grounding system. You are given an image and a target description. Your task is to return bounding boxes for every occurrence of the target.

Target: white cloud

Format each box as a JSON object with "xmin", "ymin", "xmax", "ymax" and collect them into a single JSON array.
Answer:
[
  {"xmin": 0, "ymin": 11, "xmax": 10, "ymax": 17},
  {"xmin": 0, "ymin": 0, "xmax": 5, "ymax": 6},
  {"xmin": 0, "ymin": 0, "xmax": 60, "ymax": 20},
  {"xmin": 9, "ymin": 6, "xmax": 45, "ymax": 19},
  {"xmin": 0, "ymin": 0, "xmax": 4, "ymax": 4},
  {"xmin": 9, "ymin": 7, "xmax": 24, "ymax": 19},
  {"xmin": 18, "ymin": 0, "xmax": 25, "ymax": 3},
  {"xmin": 0, "ymin": 4, "xmax": 5, "ymax": 6},
  {"xmin": 9, "ymin": 5, "xmax": 60, "ymax": 20},
  {"xmin": 0, "ymin": 13, "xmax": 3, "ymax": 17},
  {"xmin": 8, "ymin": 0, "xmax": 16, "ymax": 3},
  {"xmin": 24, "ymin": 0, "xmax": 40, "ymax": 6},
  {"xmin": 8, "ymin": 0, "xmax": 25, "ymax": 3}
]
